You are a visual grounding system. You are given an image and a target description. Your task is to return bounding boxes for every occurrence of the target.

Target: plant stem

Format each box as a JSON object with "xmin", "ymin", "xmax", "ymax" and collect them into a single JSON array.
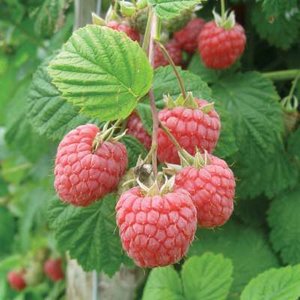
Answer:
[
  {"xmin": 287, "ymin": 71, "xmax": 300, "ymax": 99},
  {"xmin": 142, "ymin": 9, "xmax": 152, "ymax": 52},
  {"xmin": 148, "ymin": 9, "xmax": 159, "ymax": 177},
  {"xmin": 221, "ymin": 0, "xmax": 226, "ymax": 19},
  {"xmin": 160, "ymin": 122, "xmax": 182, "ymax": 153},
  {"xmin": 156, "ymin": 42, "xmax": 187, "ymax": 98},
  {"xmin": 262, "ymin": 69, "xmax": 300, "ymax": 81}
]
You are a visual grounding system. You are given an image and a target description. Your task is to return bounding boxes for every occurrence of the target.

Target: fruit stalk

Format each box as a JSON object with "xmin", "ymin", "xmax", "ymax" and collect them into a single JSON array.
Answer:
[
  {"xmin": 262, "ymin": 69, "xmax": 300, "ymax": 81},
  {"xmin": 148, "ymin": 8, "xmax": 159, "ymax": 176},
  {"xmin": 221, "ymin": 0, "xmax": 226, "ymax": 20}
]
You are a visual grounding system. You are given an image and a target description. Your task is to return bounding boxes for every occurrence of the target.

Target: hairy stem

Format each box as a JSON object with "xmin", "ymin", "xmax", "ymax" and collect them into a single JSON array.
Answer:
[
  {"xmin": 262, "ymin": 69, "xmax": 300, "ymax": 81},
  {"xmin": 156, "ymin": 42, "xmax": 187, "ymax": 98},
  {"xmin": 148, "ymin": 9, "xmax": 159, "ymax": 177}
]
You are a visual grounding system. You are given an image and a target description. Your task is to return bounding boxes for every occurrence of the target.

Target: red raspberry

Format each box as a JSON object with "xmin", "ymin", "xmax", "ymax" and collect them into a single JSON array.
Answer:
[
  {"xmin": 174, "ymin": 18, "xmax": 206, "ymax": 53},
  {"xmin": 107, "ymin": 21, "xmax": 140, "ymax": 41},
  {"xmin": 175, "ymin": 154, "xmax": 235, "ymax": 228},
  {"xmin": 198, "ymin": 21, "xmax": 246, "ymax": 69},
  {"xmin": 116, "ymin": 187, "xmax": 197, "ymax": 267},
  {"xmin": 157, "ymin": 99, "xmax": 220, "ymax": 164},
  {"xmin": 44, "ymin": 258, "xmax": 64, "ymax": 282},
  {"xmin": 54, "ymin": 124, "xmax": 128, "ymax": 206},
  {"xmin": 7, "ymin": 271, "xmax": 26, "ymax": 291},
  {"xmin": 127, "ymin": 113, "xmax": 151, "ymax": 149},
  {"xmin": 154, "ymin": 39, "xmax": 182, "ymax": 68}
]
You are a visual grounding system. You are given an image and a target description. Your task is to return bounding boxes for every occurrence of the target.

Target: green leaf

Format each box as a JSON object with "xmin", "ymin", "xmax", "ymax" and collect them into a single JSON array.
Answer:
[
  {"xmin": 148, "ymin": 0, "xmax": 200, "ymax": 19},
  {"xmin": 188, "ymin": 221, "xmax": 279, "ymax": 299},
  {"xmin": 49, "ymin": 25, "xmax": 153, "ymax": 121},
  {"xmin": 212, "ymin": 72, "xmax": 288, "ymax": 198},
  {"xmin": 136, "ymin": 103, "xmax": 153, "ymax": 134},
  {"xmin": 48, "ymin": 194, "xmax": 131, "ymax": 276},
  {"xmin": 27, "ymin": 55, "xmax": 97, "ymax": 141},
  {"xmin": 182, "ymin": 253, "xmax": 233, "ymax": 300},
  {"xmin": 268, "ymin": 187, "xmax": 300, "ymax": 265},
  {"xmin": 260, "ymin": 0, "xmax": 299, "ymax": 17},
  {"xmin": 121, "ymin": 135, "xmax": 147, "ymax": 168},
  {"xmin": 0, "ymin": 207, "xmax": 15, "ymax": 256},
  {"xmin": 241, "ymin": 265, "xmax": 300, "ymax": 300},
  {"xmin": 142, "ymin": 266, "xmax": 184, "ymax": 300},
  {"xmin": 251, "ymin": 3, "xmax": 300, "ymax": 49},
  {"xmin": 288, "ymin": 128, "xmax": 300, "ymax": 161}
]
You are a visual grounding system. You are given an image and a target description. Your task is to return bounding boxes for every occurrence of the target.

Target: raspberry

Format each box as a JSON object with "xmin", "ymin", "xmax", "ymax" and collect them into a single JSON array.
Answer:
[
  {"xmin": 127, "ymin": 113, "xmax": 151, "ymax": 149},
  {"xmin": 157, "ymin": 99, "xmax": 221, "ymax": 164},
  {"xmin": 54, "ymin": 124, "xmax": 128, "ymax": 206},
  {"xmin": 7, "ymin": 271, "xmax": 26, "ymax": 291},
  {"xmin": 154, "ymin": 39, "xmax": 182, "ymax": 69},
  {"xmin": 174, "ymin": 18, "xmax": 206, "ymax": 53},
  {"xmin": 107, "ymin": 21, "xmax": 140, "ymax": 41},
  {"xmin": 116, "ymin": 187, "xmax": 197, "ymax": 267},
  {"xmin": 175, "ymin": 154, "xmax": 235, "ymax": 228},
  {"xmin": 44, "ymin": 258, "xmax": 64, "ymax": 282},
  {"xmin": 198, "ymin": 20, "xmax": 246, "ymax": 69}
]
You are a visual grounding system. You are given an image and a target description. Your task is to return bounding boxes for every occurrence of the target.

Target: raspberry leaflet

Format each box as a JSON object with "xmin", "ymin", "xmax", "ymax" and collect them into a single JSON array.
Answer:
[
  {"xmin": 44, "ymin": 258, "xmax": 64, "ymax": 282},
  {"xmin": 173, "ymin": 152, "xmax": 235, "ymax": 228},
  {"xmin": 116, "ymin": 177, "xmax": 197, "ymax": 267},
  {"xmin": 174, "ymin": 18, "xmax": 206, "ymax": 53},
  {"xmin": 198, "ymin": 11, "xmax": 246, "ymax": 69},
  {"xmin": 54, "ymin": 124, "xmax": 128, "ymax": 206},
  {"xmin": 7, "ymin": 271, "xmax": 26, "ymax": 291},
  {"xmin": 127, "ymin": 112, "xmax": 151, "ymax": 149},
  {"xmin": 157, "ymin": 93, "xmax": 221, "ymax": 164}
]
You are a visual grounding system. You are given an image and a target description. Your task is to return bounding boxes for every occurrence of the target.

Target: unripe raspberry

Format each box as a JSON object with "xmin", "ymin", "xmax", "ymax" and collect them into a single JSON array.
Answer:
[
  {"xmin": 157, "ymin": 99, "xmax": 221, "ymax": 164},
  {"xmin": 107, "ymin": 21, "xmax": 140, "ymax": 41},
  {"xmin": 116, "ymin": 187, "xmax": 197, "ymax": 267},
  {"xmin": 198, "ymin": 20, "xmax": 246, "ymax": 69},
  {"xmin": 127, "ymin": 113, "xmax": 151, "ymax": 149},
  {"xmin": 44, "ymin": 258, "xmax": 64, "ymax": 282},
  {"xmin": 54, "ymin": 124, "xmax": 128, "ymax": 206},
  {"xmin": 174, "ymin": 18, "xmax": 206, "ymax": 53},
  {"xmin": 175, "ymin": 154, "xmax": 235, "ymax": 228},
  {"xmin": 7, "ymin": 271, "xmax": 26, "ymax": 291},
  {"xmin": 154, "ymin": 39, "xmax": 182, "ymax": 69}
]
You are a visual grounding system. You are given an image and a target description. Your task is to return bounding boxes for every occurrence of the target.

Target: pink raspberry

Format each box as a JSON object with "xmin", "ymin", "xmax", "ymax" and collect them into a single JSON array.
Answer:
[
  {"xmin": 107, "ymin": 21, "xmax": 140, "ymax": 41},
  {"xmin": 157, "ymin": 99, "xmax": 221, "ymax": 164},
  {"xmin": 174, "ymin": 18, "xmax": 206, "ymax": 53},
  {"xmin": 127, "ymin": 113, "xmax": 151, "ymax": 149},
  {"xmin": 116, "ymin": 187, "xmax": 197, "ymax": 267},
  {"xmin": 198, "ymin": 20, "xmax": 246, "ymax": 69},
  {"xmin": 154, "ymin": 39, "xmax": 182, "ymax": 68},
  {"xmin": 7, "ymin": 271, "xmax": 26, "ymax": 291},
  {"xmin": 44, "ymin": 258, "xmax": 64, "ymax": 282},
  {"xmin": 175, "ymin": 154, "xmax": 235, "ymax": 228},
  {"xmin": 54, "ymin": 124, "xmax": 128, "ymax": 206}
]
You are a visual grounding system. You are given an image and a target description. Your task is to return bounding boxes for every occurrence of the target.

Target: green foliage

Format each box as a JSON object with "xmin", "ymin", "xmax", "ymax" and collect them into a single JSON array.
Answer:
[
  {"xmin": 148, "ymin": 0, "xmax": 200, "ymax": 19},
  {"xmin": 27, "ymin": 56, "xmax": 96, "ymax": 141},
  {"xmin": 48, "ymin": 25, "xmax": 153, "ymax": 121},
  {"xmin": 188, "ymin": 221, "xmax": 279, "ymax": 299},
  {"xmin": 241, "ymin": 264, "xmax": 300, "ymax": 300},
  {"xmin": 0, "ymin": 207, "xmax": 15, "ymax": 257},
  {"xmin": 260, "ymin": 0, "xmax": 299, "ymax": 17},
  {"xmin": 268, "ymin": 187, "xmax": 300, "ymax": 265},
  {"xmin": 142, "ymin": 253, "xmax": 233, "ymax": 300},
  {"xmin": 48, "ymin": 194, "xmax": 132, "ymax": 276}
]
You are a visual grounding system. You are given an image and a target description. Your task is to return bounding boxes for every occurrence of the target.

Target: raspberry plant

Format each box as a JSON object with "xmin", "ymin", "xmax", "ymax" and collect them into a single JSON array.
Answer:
[{"xmin": 0, "ymin": 0, "xmax": 300, "ymax": 299}]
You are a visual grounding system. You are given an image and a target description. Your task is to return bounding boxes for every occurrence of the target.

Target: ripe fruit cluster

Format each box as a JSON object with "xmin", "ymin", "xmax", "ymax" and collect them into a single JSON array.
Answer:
[
  {"xmin": 7, "ymin": 257, "xmax": 64, "ymax": 292},
  {"xmin": 54, "ymin": 92, "xmax": 235, "ymax": 268}
]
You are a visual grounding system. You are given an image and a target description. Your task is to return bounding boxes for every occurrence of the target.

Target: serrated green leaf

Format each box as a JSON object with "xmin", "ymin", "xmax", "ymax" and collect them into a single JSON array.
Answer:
[
  {"xmin": 121, "ymin": 135, "xmax": 147, "ymax": 168},
  {"xmin": 251, "ymin": 3, "xmax": 300, "ymax": 49},
  {"xmin": 260, "ymin": 0, "xmax": 299, "ymax": 17},
  {"xmin": 27, "ymin": 55, "xmax": 97, "ymax": 141},
  {"xmin": 148, "ymin": 0, "xmax": 200, "ymax": 19},
  {"xmin": 48, "ymin": 195, "xmax": 131, "ymax": 276},
  {"xmin": 241, "ymin": 265, "xmax": 300, "ymax": 300},
  {"xmin": 268, "ymin": 187, "xmax": 300, "ymax": 265},
  {"xmin": 142, "ymin": 266, "xmax": 183, "ymax": 300},
  {"xmin": 188, "ymin": 221, "xmax": 279, "ymax": 299},
  {"xmin": 182, "ymin": 253, "xmax": 233, "ymax": 300},
  {"xmin": 49, "ymin": 25, "xmax": 153, "ymax": 121}
]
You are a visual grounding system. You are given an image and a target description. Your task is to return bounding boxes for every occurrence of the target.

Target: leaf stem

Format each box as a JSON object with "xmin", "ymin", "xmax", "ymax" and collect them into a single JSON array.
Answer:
[
  {"xmin": 142, "ymin": 8, "xmax": 152, "ymax": 52},
  {"xmin": 287, "ymin": 71, "xmax": 300, "ymax": 99},
  {"xmin": 156, "ymin": 42, "xmax": 187, "ymax": 98},
  {"xmin": 221, "ymin": 0, "xmax": 226, "ymax": 20},
  {"xmin": 262, "ymin": 69, "xmax": 300, "ymax": 81}
]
